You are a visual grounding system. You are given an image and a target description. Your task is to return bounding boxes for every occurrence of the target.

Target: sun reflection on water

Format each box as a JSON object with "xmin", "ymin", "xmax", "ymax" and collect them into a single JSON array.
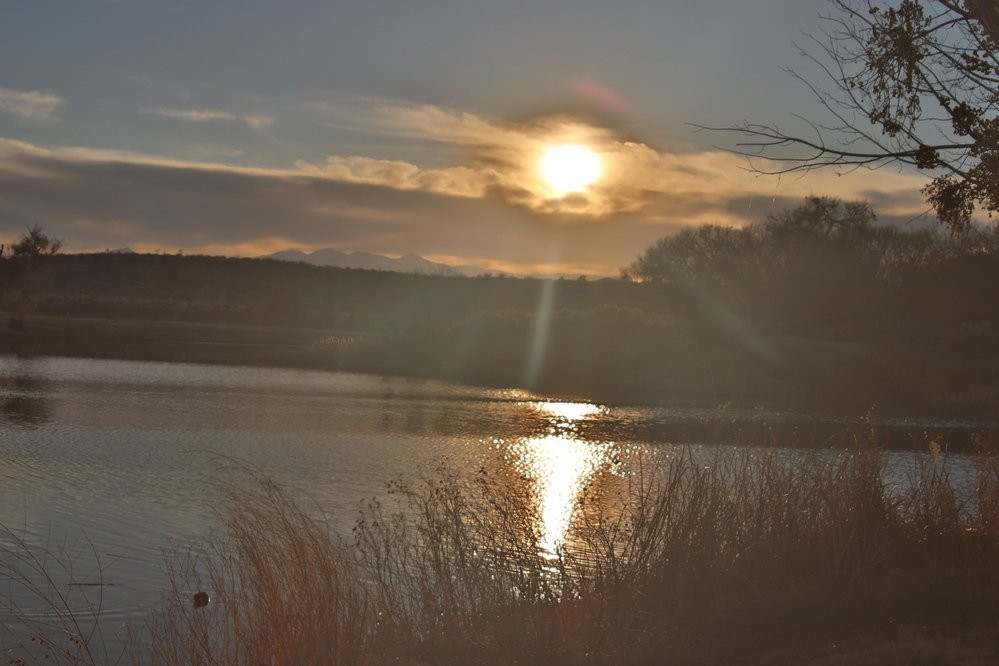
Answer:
[
  {"xmin": 533, "ymin": 400, "xmax": 604, "ymax": 423},
  {"xmin": 510, "ymin": 400, "xmax": 611, "ymax": 555},
  {"xmin": 510, "ymin": 434, "xmax": 609, "ymax": 555}
]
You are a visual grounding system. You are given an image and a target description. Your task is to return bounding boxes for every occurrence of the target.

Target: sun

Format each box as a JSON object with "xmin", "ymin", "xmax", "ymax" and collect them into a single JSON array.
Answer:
[{"xmin": 538, "ymin": 144, "xmax": 602, "ymax": 196}]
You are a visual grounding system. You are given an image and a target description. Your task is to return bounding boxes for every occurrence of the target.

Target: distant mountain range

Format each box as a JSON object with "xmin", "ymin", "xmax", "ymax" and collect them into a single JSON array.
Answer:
[{"xmin": 261, "ymin": 248, "xmax": 495, "ymax": 277}]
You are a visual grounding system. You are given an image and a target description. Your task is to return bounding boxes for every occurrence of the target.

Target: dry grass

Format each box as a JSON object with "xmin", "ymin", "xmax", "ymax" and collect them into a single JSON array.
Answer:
[
  {"xmin": 6, "ymin": 439, "xmax": 999, "ymax": 664},
  {"xmin": 132, "ymin": 440, "xmax": 999, "ymax": 665},
  {"xmin": 136, "ymin": 470, "xmax": 369, "ymax": 666},
  {"xmin": 0, "ymin": 530, "xmax": 121, "ymax": 665}
]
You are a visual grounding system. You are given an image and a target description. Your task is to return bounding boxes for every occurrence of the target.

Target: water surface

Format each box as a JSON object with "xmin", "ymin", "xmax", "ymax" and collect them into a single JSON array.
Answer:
[{"xmin": 0, "ymin": 355, "xmax": 985, "ymax": 654}]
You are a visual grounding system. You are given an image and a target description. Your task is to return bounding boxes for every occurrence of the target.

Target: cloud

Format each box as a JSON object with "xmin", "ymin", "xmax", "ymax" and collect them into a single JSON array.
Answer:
[
  {"xmin": 0, "ymin": 81, "xmax": 948, "ymax": 274},
  {"xmin": 143, "ymin": 107, "xmax": 275, "ymax": 132},
  {"xmin": 179, "ymin": 144, "xmax": 244, "ymax": 161},
  {"xmin": 0, "ymin": 136, "xmax": 767, "ymax": 275},
  {"xmin": 295, "ymin": 155, "xmax": 494, "ymax": 198},
  {"xmin": 0, "ymin": 125, "xmax": 941, "ymax": 276},
  {"xmin": 0, "ymin": 85, "xmax": 64, "ymax": 120},
  {"xmin": 144, "ymin": 108, "xmax": 236, "ymax": 123},
  {"xmin": 242, "ymin": 114, "xmax": 275, "ymax": 132},
  {"xmin": 308, "ymin": 100, "xmax": 933, "ymax": 218}
]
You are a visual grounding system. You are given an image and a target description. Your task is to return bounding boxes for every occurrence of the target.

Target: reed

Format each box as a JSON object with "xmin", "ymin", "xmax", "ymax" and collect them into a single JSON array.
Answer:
[
  {"xmin": 138, "ymin": 440, "xmax": 999, "ymax": 664},
  {"xmin": 0, "ymin": 529, "xmax": 121, "ymax": 665},
  {"xmin": 6, "ymin": 437, "xmax": 999, "ymax": 664}
]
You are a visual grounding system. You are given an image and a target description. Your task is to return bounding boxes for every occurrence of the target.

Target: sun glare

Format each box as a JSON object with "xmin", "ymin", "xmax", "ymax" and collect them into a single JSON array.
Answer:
[
  {"xmin": 538, "ymin": 144, "xmax": 602, "ymax": 196},
  {"xmin": 534, "ymin": 401, "xmax": 603, "ymax": 422},
  {"xmin": 512, "ymin": 434, "xmax": 609, "ymax": 555}
]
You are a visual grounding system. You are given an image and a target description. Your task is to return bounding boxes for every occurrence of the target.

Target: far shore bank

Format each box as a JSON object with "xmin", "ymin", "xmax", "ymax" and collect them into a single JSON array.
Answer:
[
  {"xmin": 4, "ymin": 312, "xmax": 997, "ymax": 452},
  {"xmin": 2, "ymin": 252, "xmax": 997, "ymax": 427}
]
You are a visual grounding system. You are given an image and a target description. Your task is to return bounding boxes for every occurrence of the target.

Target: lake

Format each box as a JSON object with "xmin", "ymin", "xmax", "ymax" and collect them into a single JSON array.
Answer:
[{"xmin": 0, "ymin": 354, "xmax": 987, "ymax": 655}]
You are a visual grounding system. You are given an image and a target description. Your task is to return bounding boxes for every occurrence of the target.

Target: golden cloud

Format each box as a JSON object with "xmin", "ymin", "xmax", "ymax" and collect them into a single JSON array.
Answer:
[
  {"xmin": 308, "ymin": 100, "xmax": 933, "ymax": 219},
  {"xmin": 0, "ymin": 100, "xmax": 950, "ymax": 278},
  {"xmin": 296, "ymin": 155, "xmax": 494, "ymax": 198}
]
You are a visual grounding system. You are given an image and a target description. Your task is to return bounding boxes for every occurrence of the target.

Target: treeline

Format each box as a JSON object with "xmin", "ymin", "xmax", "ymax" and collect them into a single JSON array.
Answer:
[
  {"xmin": 20, "ymin": 252, "xmax": 648, "ymax": 330},
  {"xmin": 623, "ymin": 196, "xmax": 999, "ymax": 343},
  {"xmin": 3, "ymin": 197, "xmax": 999, "ymax": 416}
]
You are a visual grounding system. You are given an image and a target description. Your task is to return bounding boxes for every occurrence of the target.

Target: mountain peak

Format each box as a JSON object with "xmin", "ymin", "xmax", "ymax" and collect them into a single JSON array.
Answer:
[{"xmin": 260, "ymin": 248, "xmax": 490, "ymax": 276}]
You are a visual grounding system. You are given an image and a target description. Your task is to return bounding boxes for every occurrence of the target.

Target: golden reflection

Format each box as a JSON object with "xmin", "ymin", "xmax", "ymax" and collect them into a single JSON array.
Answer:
[
  {"xmin": 533, "ymin": 400, "xmax": 603, "ymax": 422},
  {"xmin": 508, "ymin": 400, "xmax": 611, "ymax": 555},
  {"xmin": 509, "ymin": 434, "xmax": 610, "ymax": 555}
]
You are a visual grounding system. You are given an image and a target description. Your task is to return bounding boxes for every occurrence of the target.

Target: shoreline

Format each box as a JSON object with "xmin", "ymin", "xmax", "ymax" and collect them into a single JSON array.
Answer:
[
  {"xmin": 3, "ymin": 313, "xmax": 998, "ymax": 452},
  {"xmin": 0, "ymin": 311, "xmax": 991, "ymax": 418}
]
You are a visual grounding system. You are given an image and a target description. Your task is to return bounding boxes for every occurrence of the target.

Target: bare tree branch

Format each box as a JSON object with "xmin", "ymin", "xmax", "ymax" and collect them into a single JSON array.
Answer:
[{"xmin": 705, "ymin": 0, "xmax": 999, "ymax": 232}]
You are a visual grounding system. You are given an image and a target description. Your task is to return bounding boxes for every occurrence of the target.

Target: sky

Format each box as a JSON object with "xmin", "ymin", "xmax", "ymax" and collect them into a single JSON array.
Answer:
[{"xmin": 0, "ymin": 0, "xmax": 936, "ymax": 276}]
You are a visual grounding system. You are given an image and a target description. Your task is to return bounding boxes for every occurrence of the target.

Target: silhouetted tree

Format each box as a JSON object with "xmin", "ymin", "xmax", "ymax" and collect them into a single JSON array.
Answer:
[
  {"xmin": 622, "ymin": 224, "xmax": 757, "ymax": 287},
  {"xmin": 703, "ymin": 1, "xmax": 999, "ymax": 233},
  {"xmin": 623, "ymin": 196, "xmax": 978, "ymax": 334},
  {"xmin": 623, "ymin": 197, "xmax": 877, "ymax": 286},
  {"xmin": 761, "ymin": 197, "xmax": 882, "ymax": 284},
  {"xmin": 11, "ymin": 225, "xmax": 63, "ymax": 258},
  {"xmin": 4, "ymin": 225, "xmax": 63, "ymax": 329},
  {"xmin": 763, "ymin": 196, "xmax": 875, "ymax": 241}
]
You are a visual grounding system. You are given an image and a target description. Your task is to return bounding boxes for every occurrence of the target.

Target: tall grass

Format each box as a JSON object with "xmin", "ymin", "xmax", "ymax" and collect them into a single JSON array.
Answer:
[
  {"xmin": 137, "ymin": 472, "xmax": 369, "ymax": 665},
  {"xmin": 0, "ymin": 529, "xmax": 121, "ymax": 665},
  {"xmin": 5, "ymin": 439, "xmax": 998, "ymax": 663},
  {"xmin": 124, "ymin": 440, "xmax": 999, "ymax": 665}
]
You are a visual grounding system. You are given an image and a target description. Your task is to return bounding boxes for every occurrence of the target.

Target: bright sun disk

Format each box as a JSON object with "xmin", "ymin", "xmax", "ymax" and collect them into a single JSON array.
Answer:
[{"xmin": 539, "ymin": 144, "xmax": 602, "ymax": 196}]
